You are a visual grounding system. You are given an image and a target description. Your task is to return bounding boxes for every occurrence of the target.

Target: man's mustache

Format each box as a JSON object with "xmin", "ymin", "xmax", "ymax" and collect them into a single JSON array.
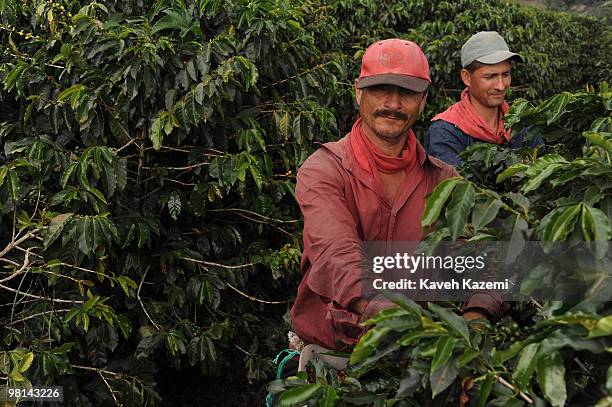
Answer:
[{"xmin": 374, "ymin": 110, "xmax": 408, "ymax": 120}]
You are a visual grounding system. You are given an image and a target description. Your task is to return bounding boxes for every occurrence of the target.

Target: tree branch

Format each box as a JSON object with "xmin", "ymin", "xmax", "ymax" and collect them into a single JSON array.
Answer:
[
  {"xmin": 137, "ymin": 268, "xmax": 161, "ymax": 331},
  {"xmin": 7, "ymin": 309, "xmax": 71, "ymax": 325},
  {"xmin": 226, "ymin": 283, "xmax": 287, "ymax": 305},
  {"xmin": 496, "ymin": 375, "xmax": 533, "ymax": 404},
  {"xmin": 0, "ymin": 283, "xmax": 83, "ymax": 304},
  {"xmin": 206, "ymin": 208, "xmax": 299, "ymax": 224},
  {"xmin": 97, "ymin": 369, "xmax": 121, "ymax": 406},
  {"xmin": 0, "ymin": 230, "xmax": 40, "ymax": 259},
  {"xmin": 180, "ymin": 256, "xmax": 256, "ymax": 270},
  {"xmin": 0, "ymin": 248, "xmax": 31, "ymax": 283}
]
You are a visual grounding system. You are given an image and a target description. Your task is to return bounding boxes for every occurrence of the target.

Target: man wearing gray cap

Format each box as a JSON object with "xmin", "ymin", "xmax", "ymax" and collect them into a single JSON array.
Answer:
[{"xmin": 425, "ymin": 31, "xmax": 541, "ymax": 166}]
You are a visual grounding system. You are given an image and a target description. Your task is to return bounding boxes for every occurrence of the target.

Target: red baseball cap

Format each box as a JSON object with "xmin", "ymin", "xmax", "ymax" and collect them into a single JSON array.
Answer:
[{"xmin": 356, "ymin": 39, "xmax": 431, "ymax": 92}]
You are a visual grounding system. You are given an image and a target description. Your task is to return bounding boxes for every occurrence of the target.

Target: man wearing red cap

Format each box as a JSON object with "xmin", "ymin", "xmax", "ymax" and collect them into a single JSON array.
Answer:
[
  {"xmin": 290, "ymin": 39, "xmax": 499, "ymax": 351},
  {"xmin": 425, "ymin": 31, "xmax": 542, "ymax": 166}
]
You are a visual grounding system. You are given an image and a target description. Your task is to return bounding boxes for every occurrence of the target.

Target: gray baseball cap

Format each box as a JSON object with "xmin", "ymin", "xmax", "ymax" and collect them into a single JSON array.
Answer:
[{"xmin": 461, "ymin": 31, "xmax": 523, "ymax": 68}]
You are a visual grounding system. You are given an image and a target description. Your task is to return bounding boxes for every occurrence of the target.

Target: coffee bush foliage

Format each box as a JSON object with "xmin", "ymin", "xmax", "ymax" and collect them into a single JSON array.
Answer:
[
  {"xmin": 272, "ymin": 84, "xmax": 612, "ymax": 407},
  {"xmin": 0, "ymin": 0, "xmax": 610, "ymax": 404}
]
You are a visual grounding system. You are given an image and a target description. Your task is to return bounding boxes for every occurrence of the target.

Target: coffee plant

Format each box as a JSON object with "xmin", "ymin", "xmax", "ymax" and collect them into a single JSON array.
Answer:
[
  {"xmin": 0, "ymin": 0, "xmax": 610, "ymax": 405},
  {"xmin": 270, "ymin": 86, "xmax": 612, "ymax": 406}
]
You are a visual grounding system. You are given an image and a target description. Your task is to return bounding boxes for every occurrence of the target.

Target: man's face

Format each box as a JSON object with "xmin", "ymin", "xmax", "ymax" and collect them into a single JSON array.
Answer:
[
  {"xmin": 461, "ymin": 60, "xmax": 512, "ymax": 108},
  {"xmin": 355, "ymin": 84, "xmax": 426, "ymax": 145}
]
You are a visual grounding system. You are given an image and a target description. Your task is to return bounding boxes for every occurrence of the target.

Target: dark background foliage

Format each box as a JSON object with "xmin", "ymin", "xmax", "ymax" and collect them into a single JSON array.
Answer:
[{"xmin": 0, "ymin": 0, "xmax": 610, "ymax": 405}]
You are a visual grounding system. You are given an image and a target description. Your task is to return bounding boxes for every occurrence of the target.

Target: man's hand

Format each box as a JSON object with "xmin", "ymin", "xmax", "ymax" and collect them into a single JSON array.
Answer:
[
  {"xmin": 463, "ymin": 309, "xmax": 490, "ymax": 332},
  {"xmin": 462, "ymin": 310, "xmax": 488, "ymax": 321},
  {"xmin": 351, "ymin": 296, "xmax": 397, "ymax": 323}
]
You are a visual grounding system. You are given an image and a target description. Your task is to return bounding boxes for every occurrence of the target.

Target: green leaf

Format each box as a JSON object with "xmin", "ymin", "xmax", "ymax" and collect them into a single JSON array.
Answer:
[
  {"xmin": 81, "ymin": 313, "xmax": 90, "ymax": 332},
  {"xmin": 543, "ymin": 204, "xmax": 581, "ymax": 241},
  {"xmin": 320, "ymin": 386, "xmax": 338, "ymax": 407},
  {"xmin": 522, "ymin": 155, "xmax": 567, "ymax": 193},
  {"xmin": 168, "ymin": 191, "xmax": 182, "ymax": 220},
  {"xmin": 82, "ymin": 295, "xmax": 99, "ymax": 312},
  {"xmin": 472, "ymin": 196, "xmax": 502, "ymax": 231},
  {"xmin": 278, "ymin": 384, "xmax": 323, "ymax": 407},
  {"xmin": 293, "ymin": 114, "xmax": 303, "ymax": 143},
  {"xmin": 430, "ymin": 355, "xmax": 458, "ymax": 398},
  {"xmin": 65, "ymin": 308, "xmax": 80, "ymax": 323},
  {"xmin": 151, "ymin": 8, "xmax": 198, "ymax": 37},
  {"xmin": 9, "ymin": 370, "xmax": 24, "ymax": 382},
  {"xmin": 117, "ymin": 275, "xmax": 137, "ymax": 297},
  {"xmin": 136, "ymin": 222, "xmax": 150, "ymax": 248},
  {"xmin": 581, "ymin": 205, "xmax": 611, "ymax": 241},
  {"xmin": 101, "ymin": 161, "xmax": 116, "ymax": 197},
  {"xmin": 383, "ymin": 292, "xmax": 422, "ymax": 316},
  {"xmin": 477, "ymin": 373, "xmax": 495, "ymax": 407},
  {"xmin": 50, "ymin": 342, "xmax": 76, "ymax": 355},
  {"xmin": 606, "ymin": 364, "xmax": 612, "ymax": 393},
  {"xmin": 44, "ymin": 213, "xmax": 74, "ymax": 249},
  {"xmin": 350, "ymin": 327, "xmax": 391, "ymax": 365},
  {"xmin": 422, "ymin": 177, "xmax": 462, "ymax": 226},
  {"xmin": 431, "ymin": 336, "xmax": 457, "ymax": 373},
  {"xmin": 88, "ymin": 186, "xmax": 108, "ymax": 205},
  {"xmin": 536, "ymin": 351, "xmax": 566, "ymax": 407},
  {"xmin": 116, "ymin": 314, "xmax": 132, "ymax": 339},
  {"xmin": 150, "ymin": 116, "xmax": 163, "ymax": 150},
  {"xmin": 512, "ymin": 343, "xmax": 539, "ymax": 388},
  {"xmin": 8, "ymin": 168, "xmax": 19, "ymax": 202},
  {"xmin": 398, "ymin": 330, "xmax": 441, "ymax": 346},
  {"xmin": 3, "ymin": 62, "xmax": 28, "ymax": 92},
  {"xmin": 18, "ymin": 352, "xmax": 34, "ymax": 373},
  {"xmin": 57, "ymin": 84, "xmax": 86, "ymax": 102},
  {"xmin": 78, "ymin": 217, "xmax": 93, "ymax": 255},
  {"xmin": 587, "ymin": 315, "xmax": 612, "ymax": 338},
  {"xmin": 195, "ymin": 82, "xmax": 205, "ymax": 104},
  {"xmin": 248, "ymin": 162, "xmax": 264, "ymax": 191},
  {"xmin": 506, "ymin": 192, "xmax": 530, "ymax": 214},
  {"xmin": 456, "ymin": 348, "xmax": 480, "ymax": 368},
  {"xmin": 91, "ymin": 217, "xmax": 101, "ymax": 252},
  {"xmin": 496, "ymin": 164, "xmax": 528, "ymax": 183},
  {"xmin": 0, "ymin": 353, "xmax": 10, "ymax": 375},
  {"xmin": 108, "ymin": 114, "xmax": 131, "ymax": 143},
  {"xmin": 544, "ymin": 92, "xmax": 572, "ymax": 124},
  {"xmin": 445, "ymin": 182, "xmax": 476, "ymax": 240},
  {"xmin": 0, "ymin": 167, "xmax": 7, "ymax": 189},
  {"xmin": 196, "ymin": 43, "xmax": 211, "ymax": 75},
  {"xmin": 538, "ymin": 327, "xmax": 606, "ymax": 354},
  {"xmin": 60, "ymin": 162, "xmax": 78, "ymax": 188},
  {"xmin": 396, "ymin": 368, "xmax": 420, "ymax": 398},
  {"xmin": 186, "ymin": 59, "xmax": 197, "ymax": 81},
  {"xmin": 275, "ymin": 111, "xmax": 290, "ymax": 139},
  {"xmin": 428, "ymin": 303, "xmax": 470, "ymax": 345},
  {"xmin": 114, "ymin": 158, "xmax": 127, "ymax": 191},
  {"xmin": 584, "ymin": 131, "xmax": 612, "ymax": 152}
]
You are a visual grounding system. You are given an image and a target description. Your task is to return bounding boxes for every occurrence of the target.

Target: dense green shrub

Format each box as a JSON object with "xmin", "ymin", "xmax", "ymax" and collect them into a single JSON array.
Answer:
[
  {"xmin": 271, "ymin": 85, "xmax": 612, "ymax": 407},
  {"xmin": 328, "ymin": 0, "xmax": 612, "ymax": 124},
  {"xmin": 0, "ymin": 0, "xmax": 610, "ymax": 404}
]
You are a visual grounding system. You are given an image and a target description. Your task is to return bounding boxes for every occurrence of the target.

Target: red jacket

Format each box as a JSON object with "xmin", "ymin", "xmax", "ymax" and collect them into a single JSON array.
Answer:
[{"xmin": 291, "ymin": 135, "xmax": 504, "ymax": 350}]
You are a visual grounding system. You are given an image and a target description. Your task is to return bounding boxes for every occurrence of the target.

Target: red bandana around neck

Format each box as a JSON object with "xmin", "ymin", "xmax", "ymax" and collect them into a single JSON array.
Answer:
[
  {"xmin": 431, "ymin": 88, "xmax": 511, "ymax": 144},
  {"xmin": 349, "ymin": 117, "xmax": 418, "ymax": 175}
]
